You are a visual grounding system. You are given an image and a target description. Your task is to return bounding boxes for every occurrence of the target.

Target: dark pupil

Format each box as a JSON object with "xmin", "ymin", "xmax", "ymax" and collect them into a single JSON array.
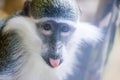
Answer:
[
  {"xmin": 61, "ymin": 25, "xmax": 70, "ymax": 32},
  {"xmin": 42, "ymin": 24, "xmax": 51, "ymax": 30}
]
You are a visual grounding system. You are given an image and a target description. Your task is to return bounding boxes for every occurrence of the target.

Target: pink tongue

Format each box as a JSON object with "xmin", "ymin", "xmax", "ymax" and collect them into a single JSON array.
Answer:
[{"xmin": 49, "ymin": 58, "xmax": 60, "ymax": 68}]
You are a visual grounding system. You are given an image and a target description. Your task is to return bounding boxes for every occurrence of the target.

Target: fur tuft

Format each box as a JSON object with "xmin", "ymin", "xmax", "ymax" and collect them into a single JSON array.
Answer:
[{"xmin": 30, "ymin": 0, "xmax": 79, "ymax": 21}]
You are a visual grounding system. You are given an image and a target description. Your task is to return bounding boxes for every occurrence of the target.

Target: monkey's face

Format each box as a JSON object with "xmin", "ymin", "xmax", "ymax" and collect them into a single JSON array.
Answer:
[{"xmin": 36, "ymin": 18, "xmax": 76, "ymax": 68}]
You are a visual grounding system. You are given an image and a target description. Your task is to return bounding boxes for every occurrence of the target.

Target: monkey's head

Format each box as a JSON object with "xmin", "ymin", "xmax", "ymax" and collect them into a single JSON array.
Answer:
[{"xmin": 21, "ymin": 0, "xmax": 80, "ymax": 68}]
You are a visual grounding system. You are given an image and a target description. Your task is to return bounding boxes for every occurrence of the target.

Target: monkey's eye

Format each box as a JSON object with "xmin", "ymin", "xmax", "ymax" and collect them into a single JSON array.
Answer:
[
  {"xmin": 41, "ymin": 23, "xmax": 52, "ymax": 31},
  {"xmin": 40, "ymin": 23, "xmax": 52, "ymax": 35},
  {"xmin": 60, "ymin": 24, "xmax": 72, "ymax": 36},
  {"xmin": 61, "ymin": 25, "xmax": 70, "ymax": 32}
]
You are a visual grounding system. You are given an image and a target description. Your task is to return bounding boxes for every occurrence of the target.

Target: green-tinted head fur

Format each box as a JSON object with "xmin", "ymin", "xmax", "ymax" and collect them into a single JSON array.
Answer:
[{"xmin": 30, "ymin": 0, "xmax": 80, "ymax": 21}]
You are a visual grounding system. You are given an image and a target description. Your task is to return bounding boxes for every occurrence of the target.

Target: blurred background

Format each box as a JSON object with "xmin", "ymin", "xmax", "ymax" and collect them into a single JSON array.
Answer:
[{"xmin": 0, "ymin": 0, "xmax": 120, "ymax": 80}]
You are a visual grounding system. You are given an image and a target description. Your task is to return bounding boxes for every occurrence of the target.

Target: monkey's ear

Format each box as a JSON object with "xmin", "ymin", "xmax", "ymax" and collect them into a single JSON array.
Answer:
[{"xmin": 21, "ymin": 1, "xmax": 31, "ymax": 17}]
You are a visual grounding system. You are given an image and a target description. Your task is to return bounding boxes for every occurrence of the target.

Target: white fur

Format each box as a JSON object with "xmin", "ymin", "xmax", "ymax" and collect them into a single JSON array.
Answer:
[{"xmin": 1, "ymin": 16, "xmax": 102, "ymax": 80}]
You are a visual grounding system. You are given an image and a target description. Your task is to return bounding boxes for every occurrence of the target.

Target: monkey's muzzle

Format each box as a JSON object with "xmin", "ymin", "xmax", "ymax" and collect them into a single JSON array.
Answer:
[{"xmin": 42, "ymin": 43, "xmax": 63, "ymax": 68}]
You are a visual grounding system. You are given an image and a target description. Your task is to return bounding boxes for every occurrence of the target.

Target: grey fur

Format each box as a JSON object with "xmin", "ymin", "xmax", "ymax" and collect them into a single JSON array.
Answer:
[{"xmin": 30, "ymin": 0, "xmax": 79, "ymax": 21}]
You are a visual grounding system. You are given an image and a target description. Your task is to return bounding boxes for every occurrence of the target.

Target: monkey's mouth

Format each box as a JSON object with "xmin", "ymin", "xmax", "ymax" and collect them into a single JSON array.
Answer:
[
  {"xmin": 49, "ymin": 58, "xmax": 61, "ymax": 68},
  {"xmin": 48, "ymin": 57, "xmax": 63, "ymax": 68},
  {"xmin": 43, "ymin": 56, "xmax": 63, "ymax": 68}
]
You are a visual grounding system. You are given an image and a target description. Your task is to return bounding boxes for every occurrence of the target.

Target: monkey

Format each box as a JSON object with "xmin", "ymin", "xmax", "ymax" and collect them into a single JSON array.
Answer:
[{"xmin": 0, "ymin": 0, "xmax": 102, "ymax": 80}]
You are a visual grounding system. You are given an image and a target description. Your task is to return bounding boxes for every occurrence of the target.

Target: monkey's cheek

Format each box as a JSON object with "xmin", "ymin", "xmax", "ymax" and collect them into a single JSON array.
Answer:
[{"xmin": 49, "ymin": 58, "xmax": 60, "ymax": 68}]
